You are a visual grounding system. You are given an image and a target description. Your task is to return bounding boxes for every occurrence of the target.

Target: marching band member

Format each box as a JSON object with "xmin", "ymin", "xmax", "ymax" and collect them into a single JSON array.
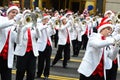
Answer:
[
  {"xmin": 104, "ymin": 10, "xmax": 115, "ymax": 19},
  {"xmin": 14, "ymin": 11, "xmax": 40, "ymax": 80},
  {"xmin": 53, "ymin": 11, "xmax": 60, "ymax": 48},
  {"xmin": 101, "ymin": 11, "xmax": 120, "ymax": 80},
  {"xmin": 51, "ymin": 13, "xmax": 60, "ymax": 48},
  {"xmin": 105, "ymin": 17, "xmax": 120, "ymax": 80},
  {"xmin": 78, "ymin": 19, "xmax": 120, "ymax": 80},
  {"xmin": 70, "ymin": 18, "xmax": 79, "ymax": 57},
  {"xmin": 85, "ymin": 16, "xmax": 93, "ymax": 36},
  {"xmin": 0, "ymin": 6, "xmax": 20, "ymax": 80},
  {"xmin": 72, "ymin": 18, "xmax": 84, "ymax": 57},
  {"xmin": 36, "ymin": 14, "xmax": 56, "ymax": 80},
  {"xmin": 105, "ymin": 45, "xmax": 119, "ymax": 80},
  {"xmin": 80, "ymin": 19, "xmax": 89, "ymax": 50},
  {"xmin": 65, "ymin": 10, "xmax": 79, "ymax": 56},
  {"xmin": 51, "ymin": 16, "xmax": 72, "ymax": 68},
  {"xmin": 79, "ymin": 14, "xmax": 85, "ymax": 21}
]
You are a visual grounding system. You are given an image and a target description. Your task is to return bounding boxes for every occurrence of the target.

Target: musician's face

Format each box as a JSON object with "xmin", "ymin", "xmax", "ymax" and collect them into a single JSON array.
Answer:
[
  {"xmin": 44, "ymin": 18, "xmax": 49, "ymax": 24},
  {"xmin": 42, "ymin": 18, "xmax": 49, "ymax": 24},
  {"xmin": 100, "ymin": 27, "xmax": 113, "ymax": 37},
  {"xmin": 105, "ymin": 13, "xmax": 112, "ymax": 18},
  {"xmin": 62, "ymin": 19, "xmax": 67, "ymax": 24},
  {"xmin": 8, "ymin": 9, "xmax": 18, "ymax": 20}
]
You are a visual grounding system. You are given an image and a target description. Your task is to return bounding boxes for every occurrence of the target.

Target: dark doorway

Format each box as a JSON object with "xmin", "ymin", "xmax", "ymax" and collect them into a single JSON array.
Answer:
[
  {"xmin": 51, "ymin": 0, "xmax": 70, "ymax": 11},
  {"xmin": 52, "ymin": 0, "xmax": 59, "ymax": 10},
  {"xmin": 71, "ymin": 2, "xmax": 79, "ymax": 13},
  {"xmin": 96, "ymin": 0, "xmax": 103, "ymax": 14},
  {"xmin": 24, "ymin": 0, "xmax": 30, "ymax": 9},
  {"xmin": 59, "ymin": 0, "xmax": 65, "ymax": 9},
  {"xmin": 0, "ymin": 0, "xmax": 3, "ymax": 6},
  {"xmin": 80, "ymin": 1, "xmax": 86, "ymax": 13},
  {"xmin": 42, "ymin": 2, "xmax": 46, "ymax": 8},
  {"xmin": 34, "ymin": 0, "xmax": 39, "ymax": 9}
]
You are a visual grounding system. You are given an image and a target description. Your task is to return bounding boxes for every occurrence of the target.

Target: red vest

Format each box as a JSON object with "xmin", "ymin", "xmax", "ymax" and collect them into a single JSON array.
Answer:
[
  {"xmin": 0, "ymin": 30, "xmax": 10, "ymax": 60},
  {"xmin": 47, "ymin": 38, "xmax": 51, "ymax": 46},
  {"xmin": 66, "ymin": 29, "xmax": 70, "ymax": 43},
  {"xmin": 92, "ymin": 36, "xmax": 105, "ymax": 77},
  {"xmin": 113, "ymin": 58, "xmax": 117, "ymax": 64},
  {"xmin": 84, "ymin": 25, "xmax": 88, "ymax": 35},
  {"xmin": 26, "ymin": 28, "xmax": 33, "ymax": 52}
]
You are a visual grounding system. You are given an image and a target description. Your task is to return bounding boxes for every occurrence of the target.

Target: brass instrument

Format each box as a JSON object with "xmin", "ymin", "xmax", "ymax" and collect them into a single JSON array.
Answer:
[
  {"xmin": 55, "ymin": 20, "xmax": 60, "ymax": 25},
  {"xmin": 23, "ymin": 13, "xmax": 32, "ymax": 24},
  {"xmin": 116, "ymin": 11, "xmax": 120, "ymax": 23},
  {"xmin": 33, "ymin": 10, "xmax": 43, "ymax": 19},
  {"xmin": 81, "ymin": 20, "xmax": 86, "ymax": 25},
  {"xmin": 79, "ymin": 20, "xmax": 86, "ymax": 32},
  {"xmin": 19, "ymin": 12, "xmax": 37, "ymax": 27},
  {"xmin": 92, "ymin": 17, "xmax": 96, "ymax": 22},
  {"xmin": 74, "ymin": 17, "xmax": 80, "ymax": 23}
]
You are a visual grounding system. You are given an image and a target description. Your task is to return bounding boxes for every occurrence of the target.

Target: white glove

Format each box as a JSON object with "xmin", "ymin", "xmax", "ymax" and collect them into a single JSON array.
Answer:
[
  {"xmin": 14, "ymin": 13, "xmax": 23, "ymax": 23},
  {"xmin": 69, "ymin": 15, "xmax": 74, "ymax": 20},
  {"xmin": 47, "ymin": 20, "xmax": 53, "ymax": 26},
  {"xmin": 115, "ymin": 40, "xmax": 120, "ymax": 47},
  {"xmin": 68, "ymin": 20, "xmax": 72, "ymax": 26},
  {"xmin": 113, "ymin": 34, "xmax": 120, "ymax": 41},
  {"xmin": 116, "ymin": 24, "xmax": 120, "ymax": 33}
]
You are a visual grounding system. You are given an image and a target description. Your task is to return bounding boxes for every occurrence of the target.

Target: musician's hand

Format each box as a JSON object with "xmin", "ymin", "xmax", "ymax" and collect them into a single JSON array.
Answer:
[
  {"xmin": 113, "ymin": 34, "xmax": 120, "ymax": 42},
  {"xmin": 114, "ymin": 40, "xmax": 120, "ymax": 47},
  {"xmin": 14, "ymin": 13, "xmax": 23, "ymax": 23}
]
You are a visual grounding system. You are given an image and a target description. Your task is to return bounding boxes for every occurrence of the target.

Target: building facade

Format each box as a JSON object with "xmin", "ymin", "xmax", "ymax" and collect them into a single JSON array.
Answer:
[
  {"xmin": 1, "ymin": 0, "xmax": 119, "ymax": 14},
  {"xmin": 0, "ymin": 0, "xmax": 100, "ymax": 13},
  {"xmin": 41, "ymin": 0, "xmax": 97, "ymax": 14},
  {"xmin": 105, "ymin": 0, "xmax": 120, "ymax": 13}
]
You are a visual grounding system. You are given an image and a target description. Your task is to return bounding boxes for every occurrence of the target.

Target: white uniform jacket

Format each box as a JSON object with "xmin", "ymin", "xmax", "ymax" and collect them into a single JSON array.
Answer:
[
  {"xmin": 80, "ymin": 22, "xmax": 87, "ymax": 36},
  {"xmin": 14, "ymin": 24, "xmax": 40, "ymax": 57},
  {"xmin": 57, "ymin": 22, "xmax": 72, "ymax": 45},
  {"xmin": 70, "ymin": 23, "xmax": 78, "ymax": 41},
  {"xmin": 37, "ymin": 23, "xmax": 56, "ymax": 51},
  {"xmin": 75, "ymin": 23, "xmax": 83, "ymax": 42},
  {"xmin": 77, "ymin": 33, "xmax": 119, "ymax": 79},
  {"xmin": 0, "ymin": 17, "xmax": 16, "ymax": 68},
  {"xmin": 105, "ymin": 45, "xmax": 120, "ymax": 70}
]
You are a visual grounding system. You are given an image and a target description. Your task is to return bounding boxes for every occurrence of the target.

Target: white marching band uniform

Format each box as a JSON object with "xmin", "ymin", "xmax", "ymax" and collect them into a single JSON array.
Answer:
[
  {"xmin": 77, "ymin": 33, "xmax": 119, "ymax": 80},
  {"xmin": 0, "ymin": 16, "xmax": 17, "ymax": 68},
  {"xmin": 57, "ymin": 19, "xmax": 72, "ymax": 45},
  {"xmin": 37, "ymin": 21, "xmax": 56, "ymax": 51},
  {"xmin": 14, "ymin": 26, "xmax": 40, "ymax": 57}
]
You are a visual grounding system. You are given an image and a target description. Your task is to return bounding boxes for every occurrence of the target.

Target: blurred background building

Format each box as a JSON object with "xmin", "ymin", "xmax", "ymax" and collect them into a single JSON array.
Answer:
[{"xmin": 0, "ymin": 0, "xmax": 120, "ymax": 14}]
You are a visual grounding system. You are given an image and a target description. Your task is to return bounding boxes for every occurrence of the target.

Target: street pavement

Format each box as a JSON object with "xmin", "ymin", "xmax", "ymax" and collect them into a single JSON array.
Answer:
[{"xmin": 11, "ymin": 47, "xmax": 120, "ymax": 80}]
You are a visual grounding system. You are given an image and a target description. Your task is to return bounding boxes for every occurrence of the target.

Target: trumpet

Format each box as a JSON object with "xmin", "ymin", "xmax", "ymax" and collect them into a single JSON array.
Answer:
[
  {"xmin": 19, "ymin": 12, "xmax": 37, "ymax": 27},
  {"xmin": 74, "ymin": 17, "xmax": 80, "ymax": 23},
  {"xmin": 92, "ymin": 17, "xmax": 97, "ymax": 22},
  {"xmin": 81, "ymin": 20, "xmax": 86, "ymax": 25},
  {"xmin": 33, "ymin": 10, "xmax": 43, "ymax": 19},
  {"xmin": 55, "ymin": 20, "xmax": 60, "ymax": 25},
  {"xmin": 23, "ymin": 13, "xmax": 32, "ymax": 24},
  {"xmin": 79, "ymin": 20, "xmax": 86, "ymax": 30}
]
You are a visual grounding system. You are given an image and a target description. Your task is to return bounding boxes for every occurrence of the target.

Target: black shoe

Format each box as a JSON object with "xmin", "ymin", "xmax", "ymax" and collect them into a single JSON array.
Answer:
[
  {"xmin": 44, "ymin": 77, "xmax": 49, "ymax": 80},
  {"xmin": 72, "ymin": 55, "xmax": 78, "ymax": 57},
  {"xmin": 35, "ymin": 75, "xmax": 40, "ymax": 79},
  {"xmin": 50, "ymin": 64, "xmax": 54, "ymax": 67},
  {"xmin": 63, "ymin": 65, "xmax": 67, "ymax": 68}
]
